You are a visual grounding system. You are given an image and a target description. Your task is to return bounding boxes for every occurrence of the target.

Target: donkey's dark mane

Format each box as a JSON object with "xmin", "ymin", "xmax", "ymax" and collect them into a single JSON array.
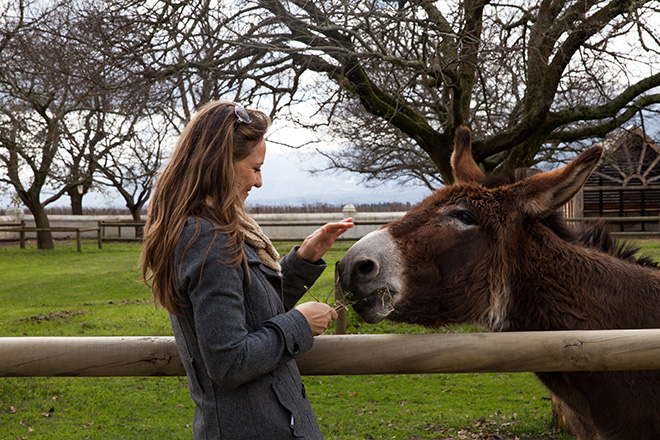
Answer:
[
  {"xmin": 575, "ymin": 221, "xmax": 658, "ymax": 268},
  {"xmin": 482, "ymin": 170, "xmax": 658, "ymax": 269}
]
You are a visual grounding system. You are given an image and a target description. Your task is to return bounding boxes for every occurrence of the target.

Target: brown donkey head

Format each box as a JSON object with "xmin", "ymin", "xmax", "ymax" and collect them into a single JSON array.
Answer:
[{"xmin": 337, "ymin": 127, "xmax": 603, "ymax": 329}]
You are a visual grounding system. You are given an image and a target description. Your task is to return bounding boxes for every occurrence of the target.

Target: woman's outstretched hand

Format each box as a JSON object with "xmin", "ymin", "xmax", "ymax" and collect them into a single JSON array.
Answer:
[
  {"xmin": 297, "ymin": 218, "xmax": 354, "ymax": 263},
  {"xmin": 295, "ymin": 302, "xmax": 339, "ymax": 336}
]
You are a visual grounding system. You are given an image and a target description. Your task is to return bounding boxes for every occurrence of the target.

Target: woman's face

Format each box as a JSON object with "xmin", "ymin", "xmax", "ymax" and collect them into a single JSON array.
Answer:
[{"xmin": 234, "ymin": 139, "xmax": 266, "ymax": 202}]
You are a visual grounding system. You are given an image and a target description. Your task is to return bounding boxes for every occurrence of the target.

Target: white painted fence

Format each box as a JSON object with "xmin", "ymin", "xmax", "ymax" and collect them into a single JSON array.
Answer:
[{"xmin": 0, "ymin": 204, "xmax": 406, "ymax": 241}]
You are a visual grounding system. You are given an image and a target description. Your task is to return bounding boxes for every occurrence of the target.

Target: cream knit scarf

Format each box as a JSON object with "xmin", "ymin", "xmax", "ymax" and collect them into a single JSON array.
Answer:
[{"xmin": 238, "ymin": 209, "xmax": 282, "ymax": 274}]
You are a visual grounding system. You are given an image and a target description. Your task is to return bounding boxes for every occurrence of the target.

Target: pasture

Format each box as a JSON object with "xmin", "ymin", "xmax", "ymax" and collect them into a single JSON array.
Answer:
[{"xmin": 4, "ymin": 239, "xmax": 656, "ymax": 439}]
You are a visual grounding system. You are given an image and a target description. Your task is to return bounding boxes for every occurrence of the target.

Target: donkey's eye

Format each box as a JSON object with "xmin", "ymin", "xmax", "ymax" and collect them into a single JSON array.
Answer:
[{"xmin": 449, "ymin": 209, "xmax": 478, "ymax": 226}]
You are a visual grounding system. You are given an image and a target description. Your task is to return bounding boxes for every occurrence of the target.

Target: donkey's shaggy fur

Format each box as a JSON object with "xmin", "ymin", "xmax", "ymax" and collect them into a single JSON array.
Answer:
[{"xmin": 338, "ymin": 127, "xmax": 660, "ymax": 439}]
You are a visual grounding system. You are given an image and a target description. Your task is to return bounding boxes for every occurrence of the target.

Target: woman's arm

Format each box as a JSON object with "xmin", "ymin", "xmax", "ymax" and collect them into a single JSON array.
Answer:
[
  {"xmin": 279, "ymin": 218, "xmax": 355, "ymax": 310},
  {"xmin": 176, "ymin": 222, "xmax": 313, "ymax": 389}
]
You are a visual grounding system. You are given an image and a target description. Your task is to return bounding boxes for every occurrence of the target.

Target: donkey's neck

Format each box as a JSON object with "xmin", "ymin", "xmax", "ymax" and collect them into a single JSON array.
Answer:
[{"xmin": 504, "ymin": 234, "xmax": 660, "ymax": 332}]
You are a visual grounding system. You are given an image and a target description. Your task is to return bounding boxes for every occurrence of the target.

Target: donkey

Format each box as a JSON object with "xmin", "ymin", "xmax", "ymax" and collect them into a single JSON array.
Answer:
[{"xmin": 336, "ymin": 127, "xmax": 660, "ymax": 440}]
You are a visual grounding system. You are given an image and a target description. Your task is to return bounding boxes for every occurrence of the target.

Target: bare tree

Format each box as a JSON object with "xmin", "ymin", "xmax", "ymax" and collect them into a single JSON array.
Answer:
[
  {"xmin": 0, "ymin": 1, "xmax": 97, "ymax": 248},
  {"xmin": 55, "ymin": 103, "xmax": 130, "ymax": 215},
  {"xmin": 6, "ymin": 0, "xmax": 658, "ymax": 232},
  {"xmin": 109, "ymin": 0, "xmax": 294, "ymax": 131},
  {"xmin": 53, "ymin": 1, "xmax": 166, "ymax": 215},
  {"xmin": 316, "ymin": 105, "xmax": 444, "ymax": 190},
  {"xmin": 0, "ymin": 0, "xmax": 164, "ymax": 239},
  {"xmin": 199, "ymin": 0, "xmax": 660, "ymax": 185},
  {"xmin": 52, "ymin": 104, "xmax": 105, "ymax": 215},
  {"xmin": 91, "ymin": 115, "xmax": 168, "ymax": 222}
]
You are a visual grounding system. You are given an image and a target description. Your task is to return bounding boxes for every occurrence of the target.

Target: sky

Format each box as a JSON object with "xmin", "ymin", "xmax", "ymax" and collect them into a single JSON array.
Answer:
[
  {"xmin": 238, "ymin": 104, "xmax": 434, "ymax": 208},
  {"xmin": 7, "ymin": 105, "xmax": 658, "ymax": 212},
  {"xmin": 245, "ymin": 149, "xmax": 432, "ymax": 207},
  {"xmin": 8, "ymin": 110, "xmax": 660, "ymax": 212},
  {"xmin": 244, "ymin": 115, "xmax": 434, "ymax": 207},
  {"xmin": 16, "ymin": 121, "xmax": 434, "ymax": 212}
]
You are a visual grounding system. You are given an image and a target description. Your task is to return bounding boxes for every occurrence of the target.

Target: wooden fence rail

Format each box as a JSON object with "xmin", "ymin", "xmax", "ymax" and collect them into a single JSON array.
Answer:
[
  {"xmin": 3, "ymin": 330, "xmax": 660, "ymax": 377},
  {"xmin": 98, "ymin": 221, "xmax": 145, "ymax": 243},
  {"xmin": 0, "ymin": 226, "xmax": 101, "ymax": 251},
  {"xmin": 566, "ymin": 215, "xmax": 660, "ymax": 236}
]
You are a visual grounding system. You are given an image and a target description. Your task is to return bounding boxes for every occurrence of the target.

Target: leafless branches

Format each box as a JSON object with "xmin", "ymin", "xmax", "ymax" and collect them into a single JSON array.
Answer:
[
  {"xmin": 220, "ymin": 0, "xmax": 660, "ymax": 181},
  {"xmin": 1, "ymin": 0, "xmax": 659, "ymax": 243}
]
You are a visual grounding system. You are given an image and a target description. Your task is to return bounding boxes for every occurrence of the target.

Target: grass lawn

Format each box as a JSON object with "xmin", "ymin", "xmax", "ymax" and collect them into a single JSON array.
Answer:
[{"xmin": 0, "ymin": 239, "xmax": 585, "ymax": 439}]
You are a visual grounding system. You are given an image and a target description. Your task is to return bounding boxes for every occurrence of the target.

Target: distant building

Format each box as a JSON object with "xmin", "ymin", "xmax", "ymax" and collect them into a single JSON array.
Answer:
[{"xmin": 568, "ymin": 126, "xmax": 660, "ymax": 233}]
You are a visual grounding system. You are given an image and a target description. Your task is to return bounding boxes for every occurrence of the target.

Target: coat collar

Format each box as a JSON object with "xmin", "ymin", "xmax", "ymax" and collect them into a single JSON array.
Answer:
[{"xmin": 244, "ymin": 242, "xmax": 282, "ymax": 279}]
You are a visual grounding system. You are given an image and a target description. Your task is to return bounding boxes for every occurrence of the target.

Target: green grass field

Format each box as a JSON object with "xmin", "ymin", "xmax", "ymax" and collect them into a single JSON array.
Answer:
[{"xmin": 7, "ymin": 237, "xmax": 651, "ymax": 439}]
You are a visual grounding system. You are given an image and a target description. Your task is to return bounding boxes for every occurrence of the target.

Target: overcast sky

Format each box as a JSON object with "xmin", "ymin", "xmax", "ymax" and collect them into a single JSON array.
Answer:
[
  {"xmin": 19, "ymin": 122, "xmax": 434, "ymax": 211},
  {"xmin": 243, "ymin": 117, "xmax": 434, "ymax": 207},
  {"xmin": 245, "ymin": 148, "xmax": 432, "ymax": 207},
  {"xmin": 11, "ymin": 116, "xmax": 660, "ymax": 212},
  {"xmin": 10, "ymin": 109, "xmax": 658, "ymax": 212}
]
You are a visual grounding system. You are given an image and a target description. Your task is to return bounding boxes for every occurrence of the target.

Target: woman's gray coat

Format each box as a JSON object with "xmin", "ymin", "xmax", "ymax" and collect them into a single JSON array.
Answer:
[{"xmin": 171, "ymin": 216, "xmax": 326, "ymax": 439}]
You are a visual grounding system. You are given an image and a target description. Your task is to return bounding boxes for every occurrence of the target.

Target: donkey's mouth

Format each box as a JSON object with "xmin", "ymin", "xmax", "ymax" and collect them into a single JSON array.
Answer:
[{"xmin": 350, "ymin": 288, "xmax": 397, "ymax": 324}]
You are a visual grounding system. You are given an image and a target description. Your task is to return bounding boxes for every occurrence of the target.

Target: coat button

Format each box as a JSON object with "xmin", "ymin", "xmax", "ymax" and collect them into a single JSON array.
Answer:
[{"xmin": 301, "ymin": 383, "xmax": 307, "ymax": 398}]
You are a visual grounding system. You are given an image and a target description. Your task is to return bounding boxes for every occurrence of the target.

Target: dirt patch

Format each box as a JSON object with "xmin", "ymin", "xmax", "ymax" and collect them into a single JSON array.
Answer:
[
  {"xmin": 20, "ymin": 310, "xmax": 87, "ymax": 322},
  {"xmin": 106, "ymin": 298, "xmax": 150, "ymax": 306},
  {"xmin": 409, "ymin": 418, "xmax": 568, "ymax": 440}
]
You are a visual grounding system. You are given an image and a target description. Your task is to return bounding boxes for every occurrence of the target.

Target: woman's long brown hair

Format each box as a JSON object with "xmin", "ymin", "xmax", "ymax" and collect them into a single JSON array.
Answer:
[{"xmin": 141, "ymin": 101, "xmax": 270, "ymax": 315}]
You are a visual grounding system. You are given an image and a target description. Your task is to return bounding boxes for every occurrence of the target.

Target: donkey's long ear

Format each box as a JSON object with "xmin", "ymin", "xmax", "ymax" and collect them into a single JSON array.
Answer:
[
  {"xmin": 519, "ymin": 145, "xmax": 603, "ymax": 217},
  {"xmin": 451, "ymin": 126, "xmax": 485, "ymax": 183}
]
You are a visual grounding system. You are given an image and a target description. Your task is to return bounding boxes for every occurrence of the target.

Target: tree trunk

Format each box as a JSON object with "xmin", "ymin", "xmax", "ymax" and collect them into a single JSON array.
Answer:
[
  {"xmin": 130, "ymin": 205, "xmax": 144, "ymax": 238},
  {"xmin": 68, "ymin": 188, "xmax": 83, "ymax": 215},
  {"xmin": 30, "ymin": 204, "xmax": 54, "ymax": 250}
]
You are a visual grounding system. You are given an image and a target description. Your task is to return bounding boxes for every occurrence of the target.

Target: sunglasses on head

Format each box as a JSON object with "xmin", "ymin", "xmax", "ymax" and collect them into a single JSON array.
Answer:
[{"xmin": 233, "ymin": 103, "xmax": 252, "ymax": 131}]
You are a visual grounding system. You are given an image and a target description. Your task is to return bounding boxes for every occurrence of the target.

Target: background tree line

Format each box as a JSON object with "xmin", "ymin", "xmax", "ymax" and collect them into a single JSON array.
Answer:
[{"xmin": 1, "ymin": 0, "xmax": 659, "ymax": 248}]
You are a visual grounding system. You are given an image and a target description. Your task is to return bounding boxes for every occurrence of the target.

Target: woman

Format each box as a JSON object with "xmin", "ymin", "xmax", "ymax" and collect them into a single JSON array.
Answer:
[{"xmin": 141, "ymin": 101, "xmax": 354, "ymax": 439}]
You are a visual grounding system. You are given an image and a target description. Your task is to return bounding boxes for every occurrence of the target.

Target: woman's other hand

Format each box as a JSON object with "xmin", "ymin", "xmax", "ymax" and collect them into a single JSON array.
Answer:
[
  {"xmin": 295, "ymin": 302, "xmax": 339, "ymax": 336},
  {"xmin": 297, "ymin": 218, "xmax": 354, "ymax": 263}
]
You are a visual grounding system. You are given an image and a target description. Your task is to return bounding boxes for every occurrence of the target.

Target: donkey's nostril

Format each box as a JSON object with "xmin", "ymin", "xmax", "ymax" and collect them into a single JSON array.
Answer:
[
  {"xmin": 354, "ymin": 258, "xmax": 378, "ymax": 282},
  {"xmin": 357, "ymin": 260, "xmax": 375, "ymax": 274}
]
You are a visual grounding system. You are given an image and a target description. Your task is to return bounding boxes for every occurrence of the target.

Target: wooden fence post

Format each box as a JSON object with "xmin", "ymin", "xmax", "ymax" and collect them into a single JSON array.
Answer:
[
  {"xmin": 334, "ymin": 266, "xmax": 347, "ymax": 334},
  {"xmin": 334, "ymin": 204, "xmax": 356, "ymax": 334}
]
